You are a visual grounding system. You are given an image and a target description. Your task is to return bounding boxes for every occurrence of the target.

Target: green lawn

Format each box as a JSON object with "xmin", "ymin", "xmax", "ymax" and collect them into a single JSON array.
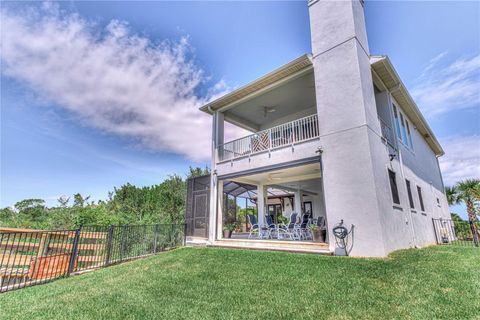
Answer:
[{"xmin": 0, "ymin": 246, "xmax": 478, "ymax": 320}]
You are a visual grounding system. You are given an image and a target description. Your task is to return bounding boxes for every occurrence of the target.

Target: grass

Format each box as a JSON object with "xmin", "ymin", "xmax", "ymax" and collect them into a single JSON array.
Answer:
[{"xmin": 0, "ymin": 246, "xmax": 478, "ymax": 320}]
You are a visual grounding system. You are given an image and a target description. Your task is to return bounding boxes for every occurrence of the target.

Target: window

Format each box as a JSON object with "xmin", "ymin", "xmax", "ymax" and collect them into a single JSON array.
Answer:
[
  {"xmin": 417, "ymin": 186, "xmax": 425, "ymax": 211},
  {"xmin": 392, "ymin": 104, "xmax": 402, "ymax": 140},
  {"xmin": 388, "ymin": 169, "xmax": 400, "ymax": 205},
  {"xmin": 406, "ymin": 180, "xmax": 415, "ymax": 209},
  {"xmin": 405, "ymin": 120, "xmax": 414, "ymax": 149},
  {"xmin": 436, "ymin": 197, "xmax": 440, "ymax": 206},
  {"xmin": 400, "ymin": 113, "xmax": 408, "ymax": 146},
  {"xmin": 392, "ymin": 103, "xmax": 414, "ymax": 151}
]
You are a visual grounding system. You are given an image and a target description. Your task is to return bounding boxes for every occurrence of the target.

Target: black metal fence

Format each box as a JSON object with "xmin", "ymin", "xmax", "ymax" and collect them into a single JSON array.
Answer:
[
  {"xmin": 432, "ymin": 218, "xmax": 479, "ymax": 247},
  {"xmin": 0, "ymin": 224, "xmax": 185, "ymax": 293}
]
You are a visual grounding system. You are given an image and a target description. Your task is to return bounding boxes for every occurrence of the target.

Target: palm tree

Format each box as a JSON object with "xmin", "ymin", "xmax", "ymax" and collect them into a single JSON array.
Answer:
[
  {"xmin": 445, "ymin": 186, "xmax": 457, "ymax": 206},
  {"xmin": 448, "ymin": 179, "xmax": 480, "ymax": 246}
]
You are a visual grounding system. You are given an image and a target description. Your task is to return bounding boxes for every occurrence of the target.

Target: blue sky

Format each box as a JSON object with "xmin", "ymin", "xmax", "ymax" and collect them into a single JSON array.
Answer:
[{"xmin": 1, "ymin": 1, "xmax": 479, "ymax": 218}]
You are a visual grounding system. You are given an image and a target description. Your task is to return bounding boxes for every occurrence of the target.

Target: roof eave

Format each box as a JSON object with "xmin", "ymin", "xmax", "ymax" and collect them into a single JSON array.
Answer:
[{"xmin": 200, "ymin": 54, "xmax": 313, "ymax": 114}]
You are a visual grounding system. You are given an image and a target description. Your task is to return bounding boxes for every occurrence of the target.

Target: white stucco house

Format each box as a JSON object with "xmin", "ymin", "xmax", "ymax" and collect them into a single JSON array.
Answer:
[{"xmin": 185, "ymin": 0, "xmax": 451, "ymax": 257}]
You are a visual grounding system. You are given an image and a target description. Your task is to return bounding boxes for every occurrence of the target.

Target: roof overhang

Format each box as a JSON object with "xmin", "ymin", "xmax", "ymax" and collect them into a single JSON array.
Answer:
[
  {"xmin": 371, "ymin": 56, "xmax": 444, "ymax": 156},
  {"xmin": 200, "ymin": 54, "xmax": 313, "ymax": 114}
]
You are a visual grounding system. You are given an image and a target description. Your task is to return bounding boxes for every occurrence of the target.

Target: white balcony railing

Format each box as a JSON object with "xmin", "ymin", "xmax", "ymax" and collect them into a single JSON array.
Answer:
[{"xmin": 217, "ymin": 114, "xmax": 319, "ymax": 162}]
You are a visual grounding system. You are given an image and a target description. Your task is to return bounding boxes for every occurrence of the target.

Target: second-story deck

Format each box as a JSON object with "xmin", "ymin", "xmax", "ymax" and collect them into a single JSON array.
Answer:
[{"xmin": 217, "ymin": 114, "xmax": 319, "ymax": 162}]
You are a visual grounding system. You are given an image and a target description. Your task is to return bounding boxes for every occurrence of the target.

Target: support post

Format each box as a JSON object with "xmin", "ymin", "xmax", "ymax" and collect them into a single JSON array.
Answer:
[
  {"xmin": 257, "ymin": 185, "xmax": 267, "ymax": 227},
  {"xmin": 183, "ymin": 223, "xmax": 187, "ymax": 246},
  {"xmin": 120, "ymin": 225, "xmax": 127, "ymax": 262},
  {"xmin": 105, "ymin": 225, "xmax": 114, "ymax": 266},
  {"xmin": 68, "ymin": 225, "xmax": 82, "ymax": 276},
  {"xmin": 153, "ymin": 224, "xmax": 160, "ymax": 253}
]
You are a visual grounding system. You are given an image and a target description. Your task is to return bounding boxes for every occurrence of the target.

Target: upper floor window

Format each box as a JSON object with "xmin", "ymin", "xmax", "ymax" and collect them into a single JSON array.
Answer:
[
  {"xmin": 405, "ymin": 120, "xmax": 414, "ymax": 149},
  {"xmin": 392, "ymin": 105, "xmax": 402, "ymax": 141},
  {"xmin": 392, "ymin": 103, "xmax": 414, "ymax": 151},
  {"xmin": 417, "ymin": 186, "xmax": 425, "ymax": 212},
  {"xmin": 400, "ymin": 113, "xmax": 408, "ymax": 146},
  {"xmin": 388, "ymin": 169, "xmax": 400, "ymax": 205}
]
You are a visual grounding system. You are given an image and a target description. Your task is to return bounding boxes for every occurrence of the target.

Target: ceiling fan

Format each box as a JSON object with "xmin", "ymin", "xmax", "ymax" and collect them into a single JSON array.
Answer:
[{"xmin": 263, "ymin": 106, "xmax": 276, "ymax": 117}]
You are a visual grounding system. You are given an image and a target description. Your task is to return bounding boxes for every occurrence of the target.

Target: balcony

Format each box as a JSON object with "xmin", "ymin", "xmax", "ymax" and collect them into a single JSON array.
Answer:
[{"xmin": 217, "ymin": 114, "xmax": 319, "ymax": 162}]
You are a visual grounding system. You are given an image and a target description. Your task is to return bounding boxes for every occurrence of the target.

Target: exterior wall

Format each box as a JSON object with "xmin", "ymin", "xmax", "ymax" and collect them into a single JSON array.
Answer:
[
  {"xmin": 370, "ymin": 88, "xmax": 450, "ymax": 254},
  {"xmin": 382, "ymin": 98, "xmax": 450, "ymax": 252}
]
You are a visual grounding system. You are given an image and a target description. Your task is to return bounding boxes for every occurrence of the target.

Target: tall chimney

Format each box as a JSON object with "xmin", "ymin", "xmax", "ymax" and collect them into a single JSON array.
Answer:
[{"xmin": 309, "ymin": 0, "xmax": 389, "ymax": 256}]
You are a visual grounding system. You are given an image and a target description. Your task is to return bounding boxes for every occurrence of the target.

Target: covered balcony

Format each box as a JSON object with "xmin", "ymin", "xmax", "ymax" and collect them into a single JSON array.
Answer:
[{"xmin": 200, "ymin": 55, "xmax": 320, "ymax": 175}]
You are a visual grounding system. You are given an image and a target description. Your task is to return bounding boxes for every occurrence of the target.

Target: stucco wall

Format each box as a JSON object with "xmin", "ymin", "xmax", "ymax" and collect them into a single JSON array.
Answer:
[
  {"xmin": 369, "ymin": 91, "xmax": 451, "ymax": 254},
  {"xmin": 216, "ymin": 139, "xmax": 321, "ymax": 178}
]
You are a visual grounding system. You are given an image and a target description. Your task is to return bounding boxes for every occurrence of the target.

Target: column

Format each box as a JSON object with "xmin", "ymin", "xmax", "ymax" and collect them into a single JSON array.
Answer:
[
  {"xmin": 294, "ymin": 189, "xmax": 303, "ymax": 214},
  {"xmin": 256, "ymin": 185, "xmax": 267, "ymax": 227}
]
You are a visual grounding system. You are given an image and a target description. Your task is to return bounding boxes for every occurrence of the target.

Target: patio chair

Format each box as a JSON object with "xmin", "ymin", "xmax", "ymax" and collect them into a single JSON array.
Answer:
[
  {"xmin": 247, "ymin": 214, "xmax": 259, "ymax": 239},
  {"xmin": 281, "ymin": 212, "xmax": 301, "ymax": 240},
  {"xmin": 265, "ymin": 215, "xmax": 277, "ymax": 239},
  {"xmin": 300, "ymin": 214, "xmax": 312, "ymax": 240},
  {"xmin": 248, "ymin": 215, "xmax": 270, "ymax": 239},
  {"xmin": 317, "ymin": 216, "xmax": 326, "ymax": 229}
]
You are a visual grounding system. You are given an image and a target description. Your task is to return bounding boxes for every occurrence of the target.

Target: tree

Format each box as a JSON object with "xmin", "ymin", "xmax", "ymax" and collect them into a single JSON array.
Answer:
[
  {"xmin": 447, "ymin": 179, "xmax": 480, "ymax": 246},
  {"xmin": 14, "ymin": 199, "xmax": 45, "ymax": 212},
  {"xmin": 445, "ymin": 186, "xmax": 457, "ymax": 206},
  {"xmin": 73, "ymin": 193, "xmax": 90, "ymax": 207},
  {"xmin": 188, "ymin": 166, "xmax": 210, "ymax": 178},
  {"xmin": 57, "ymin": 196, "xmax": 70, "ymax": 208},
  {"xmin": 157, "ymin": 174, "xmax": 186, "ymax": 224}
]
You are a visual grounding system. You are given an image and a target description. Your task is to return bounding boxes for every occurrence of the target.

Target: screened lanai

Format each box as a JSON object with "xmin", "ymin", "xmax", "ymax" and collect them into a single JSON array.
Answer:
[
  {"xmin": 222, "ymin": 181, "xmax": 293, "ymax": 233},
  {"xmin": 220, "ymin": 163, "xmax": 327, "ymax": 242}
]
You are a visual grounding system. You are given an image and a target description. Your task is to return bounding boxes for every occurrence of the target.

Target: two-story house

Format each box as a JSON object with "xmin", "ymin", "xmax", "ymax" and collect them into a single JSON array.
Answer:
[{"xmin": 185, "ymin": 0, "xmax": 451, "ymax": 257}]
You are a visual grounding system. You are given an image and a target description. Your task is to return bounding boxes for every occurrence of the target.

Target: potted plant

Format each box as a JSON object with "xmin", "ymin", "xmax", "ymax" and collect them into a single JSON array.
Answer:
[
  {"xmin": 309, "ymin": 224, "xmax": 324, "ymax": 243},
  {"xmin": 223, "ymin": 223, "xmax": 236, "ymax": 239},
  {"xmin": 277, "ymin": 215, "xmax": 288, "ymax": 225}
]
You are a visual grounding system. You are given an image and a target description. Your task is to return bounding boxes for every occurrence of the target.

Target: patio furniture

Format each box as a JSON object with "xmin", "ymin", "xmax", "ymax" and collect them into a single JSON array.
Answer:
[
  {"xmin": 247, "ymin": 215, "xmax": 269, "ymax": 239},
  {"xmin": 300, "ymin": 214, "xmax": 312, "ymax": 240},
  {"xmin": 265, "ymin": 215, "xmax": 278, "ymax": 239},
  {"xmin": 316, "ymin": 216, "xmax": 325, "ymax": 229},
  {"xmin": 247, "ymin": 214, "xmax": 259, "ymax": 239},
  {"xmin": 283, "ymin": 213, "xmax": 302, "ymax": 240}
]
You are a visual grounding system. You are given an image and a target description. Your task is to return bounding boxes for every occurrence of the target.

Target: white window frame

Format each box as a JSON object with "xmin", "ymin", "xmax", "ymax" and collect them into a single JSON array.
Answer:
[{"xmin": 391, "ymin": 101, "xmax": 414, "ymax": 152}]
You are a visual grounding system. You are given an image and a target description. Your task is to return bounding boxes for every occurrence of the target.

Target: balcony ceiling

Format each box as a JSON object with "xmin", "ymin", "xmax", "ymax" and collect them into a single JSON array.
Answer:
[
  {"xmin": 224, "ymin": 70, "xmax": 317, "ymax": 131},
  {"xmin": 231, "ymin": 162, "xmax": 321, "ymax": 190}
]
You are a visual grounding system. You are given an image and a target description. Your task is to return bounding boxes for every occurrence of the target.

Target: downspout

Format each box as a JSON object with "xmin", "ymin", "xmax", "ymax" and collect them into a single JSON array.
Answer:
[
  {"xmin": 398, "ymin": 148, "xmax": 418, "ymax": 248},
  {"xmin": 387, "ymin": 89, "xmax": 417, "ymax": 248}
]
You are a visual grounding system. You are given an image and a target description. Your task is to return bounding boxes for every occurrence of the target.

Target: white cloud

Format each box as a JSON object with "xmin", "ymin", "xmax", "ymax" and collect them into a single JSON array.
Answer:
[
  {"xmin": 438, "ymin": 135, "xmax": 480, "ymax": 186},
  {"xmin": 411, "ymin": 53, "xmax": 480, "ymax": 117},
  {"xmin": 1, "ymin": 4, "xmax": 242, "ymax": 161}
]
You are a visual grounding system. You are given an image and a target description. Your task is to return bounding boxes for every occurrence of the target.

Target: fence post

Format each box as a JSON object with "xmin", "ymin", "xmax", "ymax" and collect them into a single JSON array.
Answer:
[
  {"xmin": 120, "ymin": 225, "xmax": 127, "ymax": 262},
  {"xmin": 105, "ymin": 225, "xmax": 115, "ymax": 266},
  {"xmin": 153, "ymin": 224, "xmax": 159, "ymax": 254},
  {"xmin": 183, "ymin": 223, "xmax": 187, "ymax": 246},
  {"xmin": 68, "ymin": 225, "xmax": 82, "ymax": 276}
]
